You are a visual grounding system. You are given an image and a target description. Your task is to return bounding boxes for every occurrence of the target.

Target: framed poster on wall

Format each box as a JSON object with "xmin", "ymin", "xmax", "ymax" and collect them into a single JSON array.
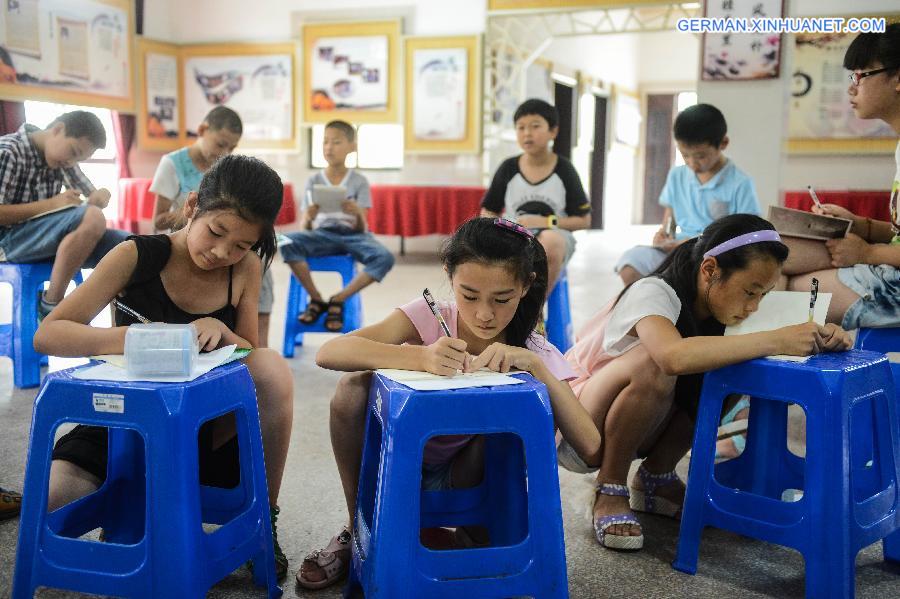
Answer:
[
  {"xmin": 701, "ymin": 0, "xmax": 783, "ymax": 81},
  {"xmin": 181, "ymin": 43, "xmax": 297, "ymax": 150},
  {"xmin": 0, "ymin": 0, "xmax": 134, "ymax": 111},
  {"xmin": 405, "ymin": 35, "xmax": 481, "ymax": 153},
  {"xmin": 787, "ymin": 20, "xmax": 898, "ymax": 155},
  {"xmin": 302, "ymin": 20, "xmax": 400, "ymax": 124},
  {"xmin": 137, "ymin": 38, "xmax": 183, "ymax": 151}
]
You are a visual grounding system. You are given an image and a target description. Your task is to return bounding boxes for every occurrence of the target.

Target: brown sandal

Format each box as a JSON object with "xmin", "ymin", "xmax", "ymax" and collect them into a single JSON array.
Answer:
[
  {"xmin": 296, "ymin": 527, "xmax": 352, "ymax": 590},
  {"xmin": 298, "ymin": 299, "xmax": 328, "ymax": 324},
  {"xmin": 324, "ymin": 299, "xmax": 345, "ymax": 332}
]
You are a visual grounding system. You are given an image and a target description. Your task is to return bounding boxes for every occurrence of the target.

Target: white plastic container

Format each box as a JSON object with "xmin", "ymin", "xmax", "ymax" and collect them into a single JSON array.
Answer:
[{"xmin": 124, "ymin": 323, "xmax": 199, "ymax": 377}]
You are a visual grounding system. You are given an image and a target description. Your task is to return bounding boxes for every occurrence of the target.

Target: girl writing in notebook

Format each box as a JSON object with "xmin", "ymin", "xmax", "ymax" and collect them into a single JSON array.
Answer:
[
  {"xmin": 34, "ymin": 155, "xmax": 294, "ymax": 579},
  {"xmin": 296, "ymin": 216, "xmax": 601, "ymax": 590},
  {"xmin": 559, "ymin": 214, "xmax": 851, "ymax": 551}
]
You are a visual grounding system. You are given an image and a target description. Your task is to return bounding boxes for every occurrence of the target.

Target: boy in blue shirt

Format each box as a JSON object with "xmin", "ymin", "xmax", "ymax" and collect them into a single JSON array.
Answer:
[
  {"xmin": 616, "ymin": 103, "xmax": 761, "ymax": 286},
  {"xmin": 280, "ymin": 120, "xmax": 394, "ymax": 331}
]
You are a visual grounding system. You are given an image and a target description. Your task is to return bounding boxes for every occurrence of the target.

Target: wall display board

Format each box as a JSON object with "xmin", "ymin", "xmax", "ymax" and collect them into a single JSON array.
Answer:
[
  {"xmin": 0, "ymin": 0, "xmax": 134, "ymax": 111},
  {"xmin": 303, "ymin": 20, "xmax": 400, "ymax": 124},
  {"xmin": 137, "ymin": 38, "xmax": 182, "ymax": 151},
  {"xmin": 405, "ymin": 35, "xmax": 480, "ymax": 153},
  {"xmin": 701, "ymin": 0, "xmax": 783, "ymax": 81},
  {"xmin": 788, "ymin": 20, "xmax": 898, "ymax": 155},
  {"xmin": 182, "ymin": 43, "xmax": 297, "ymax": 150}
]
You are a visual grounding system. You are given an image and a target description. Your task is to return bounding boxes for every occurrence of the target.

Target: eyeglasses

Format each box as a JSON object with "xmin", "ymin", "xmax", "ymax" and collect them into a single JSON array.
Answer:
[{"xmin": 848, "ymin": 65, "xmax": 896, "ymax": 86}]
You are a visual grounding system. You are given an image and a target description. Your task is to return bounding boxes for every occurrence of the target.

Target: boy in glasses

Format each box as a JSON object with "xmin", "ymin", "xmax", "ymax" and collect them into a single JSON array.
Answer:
[{"xmin": 783, "ymin": 23, "xmax": 900, "ymax": 330}]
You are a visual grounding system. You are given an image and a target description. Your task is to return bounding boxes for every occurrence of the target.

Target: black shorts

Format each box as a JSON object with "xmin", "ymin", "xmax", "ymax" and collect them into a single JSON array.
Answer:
[{"xmin": 52, "ymin": 420, "xmax": 240, "ymax": 489}]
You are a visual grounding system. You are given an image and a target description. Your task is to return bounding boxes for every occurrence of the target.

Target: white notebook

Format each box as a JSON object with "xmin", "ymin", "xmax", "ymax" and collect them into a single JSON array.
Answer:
[{"xmin": 724, "ymin": 290, "xmax": 832, "ymax": 362}]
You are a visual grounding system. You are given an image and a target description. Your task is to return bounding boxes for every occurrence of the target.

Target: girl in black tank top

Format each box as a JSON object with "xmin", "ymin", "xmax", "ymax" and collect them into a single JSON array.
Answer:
[{"xmin": 35, "ymin": 155, "xmax": 296, "ymax": 579}]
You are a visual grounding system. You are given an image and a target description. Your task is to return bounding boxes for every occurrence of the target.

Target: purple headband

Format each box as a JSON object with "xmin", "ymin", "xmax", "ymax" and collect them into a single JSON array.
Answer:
[
  {"xmin": 494, "ymin": 217, "xmax": 534, "ymax": 238},
  {"xmin": 702, "ymin": 230, "xmax": 782, "ymax": 259}
]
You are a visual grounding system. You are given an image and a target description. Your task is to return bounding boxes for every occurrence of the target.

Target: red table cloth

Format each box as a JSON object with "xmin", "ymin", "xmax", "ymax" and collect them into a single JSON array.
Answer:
[
  {"xmin": 117, "ymin": 178, "xmax": 297, "ymax": 232},
  {"xmin": 367, "ymin": 185, "xmax": 485, "ymax": 237},
  {"xmin": 783, "ymin": 190, "xmax": 890, "ymax": 222}
]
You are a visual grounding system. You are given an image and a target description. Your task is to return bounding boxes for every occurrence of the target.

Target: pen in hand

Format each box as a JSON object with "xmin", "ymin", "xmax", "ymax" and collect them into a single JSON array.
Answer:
[
  {"xmin": 113, "ymin": 299, "xmax": 151, "ymax": 324},
  {"xmin": 807, "ymin": 185, "xmax": 823, "ymax": 212},
  {"xmin": 423, "ymin": 288, "xmax": 452, "ymax": 337},
  {"xmin": 808, "ymin": 277, "xmax": 819, "ymax": 323}
]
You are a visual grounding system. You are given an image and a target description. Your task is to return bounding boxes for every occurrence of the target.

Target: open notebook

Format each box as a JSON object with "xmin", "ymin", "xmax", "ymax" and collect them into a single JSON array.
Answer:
[
  {"xmin": 724, "ymin": 290, "xmax": 832, "ymax": 362},
  {"xmin": 376, "ymin": 368, "xmax": 524, "ymax": 391},
  {"xmin": 75, "ymin": 346, "xmax": 251, "ymax": 382}
]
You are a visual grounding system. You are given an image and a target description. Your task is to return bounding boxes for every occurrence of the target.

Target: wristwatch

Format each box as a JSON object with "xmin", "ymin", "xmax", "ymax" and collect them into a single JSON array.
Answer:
[{"xmin": 547, "ymin": 214, "xmax": 559, "ymax": 229}]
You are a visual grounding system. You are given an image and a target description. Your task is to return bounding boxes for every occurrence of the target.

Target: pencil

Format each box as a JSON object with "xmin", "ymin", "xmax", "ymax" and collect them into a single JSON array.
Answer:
[
  {"xmin": 113, "ymin": 299, "xmax": 151, "ymax": 324},
  {"xmin": 807, "ymin": 185, "xmax": 823, "ymax": 211}
]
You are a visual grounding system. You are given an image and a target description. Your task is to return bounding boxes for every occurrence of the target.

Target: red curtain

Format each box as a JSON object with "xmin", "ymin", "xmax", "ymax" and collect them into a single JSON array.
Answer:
[
  {"xmin": 0, "ymin": 100, "xmax": 25, "ymax": 135},
  {"xmin": 111, "ymin": 111, "xmax": 136, "ymax": 178}
]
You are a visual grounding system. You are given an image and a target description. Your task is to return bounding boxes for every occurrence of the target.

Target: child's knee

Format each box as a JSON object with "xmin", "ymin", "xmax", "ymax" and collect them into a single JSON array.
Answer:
[
  {"xmin": 331, "ymin": 371, "xmax": 372, "ymax": 420},
  {"xmin": 366, "ymin": 246, "xmax": 395, "ymax": 280},
  {"xmin": 627, "ymin": 346, "xmax": 676, "ymax": 398},
  {"xmin": 539, "ymin": 232, "xmax": 565, "ymax": 263},
  {"xmin": 245, "ymin": 348, "xmax": 293, "ymax": 403},
  {"xmin": 80, "ymin": 205, "xmax": 107, "ymax": 236}
]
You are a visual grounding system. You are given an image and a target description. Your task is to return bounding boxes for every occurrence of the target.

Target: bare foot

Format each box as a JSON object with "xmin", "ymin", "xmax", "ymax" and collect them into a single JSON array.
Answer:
[{"xmin": 593, "ymin": 483, "xmax": 641, "ymax": 538}]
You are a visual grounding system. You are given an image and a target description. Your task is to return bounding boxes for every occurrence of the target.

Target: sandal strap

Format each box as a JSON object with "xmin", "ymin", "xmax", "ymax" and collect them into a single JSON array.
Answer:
[
  {"xmin": 636, "ymin": 464, "xmax": 681, "ymax": 512},
  {"xmin": 593, "ymin": 512, "xmax": 642, "ymax": 542},
  {"xmin": 596, "ymin": 482, "xmax": 630, "ymax": 497}
]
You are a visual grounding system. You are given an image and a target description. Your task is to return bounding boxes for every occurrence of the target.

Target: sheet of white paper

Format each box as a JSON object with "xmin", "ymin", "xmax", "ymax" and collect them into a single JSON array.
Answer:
[
  {"xmin": 75, "ymin": 344, "xmax": 237, "ymax": 383},
  {"xmin": 724, "ymin": 291, "xmax": 831, "ymax": 362},
  {"xmin": 376, "ymin": 368, "xmax": 524, "ymax": 391}
]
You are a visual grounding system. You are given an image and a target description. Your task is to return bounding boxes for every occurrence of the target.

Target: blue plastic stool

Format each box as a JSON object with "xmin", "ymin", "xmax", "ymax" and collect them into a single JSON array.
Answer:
[
  {"xmin": 673, "ymin": 351, "xmax": 900, "ymax": 598},
  {"xmin": 546, "ymin": 268, "xmax": 573, "ymax": 353},
  {"xmin": 0, "ymin": 262, "xmax": 83, "ymax": 388},
  {"xmin": 855, "ymin": 327, "xmax": 900, "ymax": 353},
  {"xmin": 282, "ymin": 254, "xmax": 363, "ymax": 357},
  {"xmin": 346, "ymin": 372, "xmax": 568, "ymax": 598},
  {"xmin": 13, "ymin": 362, "xmax": 282, "ymax": 598}
]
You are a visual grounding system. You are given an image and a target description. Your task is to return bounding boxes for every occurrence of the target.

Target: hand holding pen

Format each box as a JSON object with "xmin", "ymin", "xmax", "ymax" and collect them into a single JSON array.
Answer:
[{"xmin": 421, "ymin": 288, "xmax": 469, "ymax": 376}]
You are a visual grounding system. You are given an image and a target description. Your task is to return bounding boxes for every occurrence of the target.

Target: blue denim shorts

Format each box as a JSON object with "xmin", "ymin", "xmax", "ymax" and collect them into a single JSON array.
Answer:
[
  {"xmin": 838, "ymin": 264, "xmax": 900, "ymax": 329},
  {"xmin": 280, "ymin": 228, "xmax": 394, "ymax": 282},
  {"xmin": 614, "ymin": 245, "xmax": 669, "ymax": 276},
  {"xmin": 0, "ymin": 205, "xmax": 129, "ymax": 267}
]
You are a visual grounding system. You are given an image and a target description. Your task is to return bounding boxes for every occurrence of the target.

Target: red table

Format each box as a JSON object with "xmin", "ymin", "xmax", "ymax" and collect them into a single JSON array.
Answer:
[
  {"xmin": 783, "ymin": 190, "xmax": 890, "ymax": 221},
  {"xmin": 117, "ymin": 179, "xmax": 297, "ymax": 233},
  {"xmin": 367, "ymin": 185, "xmax": 485, "ymax": 254}
]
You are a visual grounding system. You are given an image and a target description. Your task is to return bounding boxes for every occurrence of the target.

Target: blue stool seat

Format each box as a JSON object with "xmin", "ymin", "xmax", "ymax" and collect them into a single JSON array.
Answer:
[
  {"xmin": 13, "ymin": 362, "xmax": 282, "ymax": 598},
  {"xmin": 546, "ymin": 269, "xmax": 573, "ymax": 353},
  {"xmin": 346, "ymin": 373, "xmax": 568, "ymax": 598},
  {"xmin": 282, "ymin": 254, "xmax": 363, "ymax": 357},
  {"xmin": 673, "ymin": 350, "xmax": 900, "ymax": 598},
  {"xmin": 0, "ymin": 262, "xmax": 83, "ymax": 388},
  {"xmin": 855, "ymin": 327, "xmax": 900, "ymax": 353}
]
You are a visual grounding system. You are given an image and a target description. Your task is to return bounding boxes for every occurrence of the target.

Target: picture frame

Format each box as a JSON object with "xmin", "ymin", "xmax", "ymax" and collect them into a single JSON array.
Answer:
[
  {"xmin": 0, "ymin": 0, "xmax": 135, "ymax": 111},
  {"xmin": 136, "ymin": 38, "xmax": 183, "ymax": 152},
  {"xmin": 701, "ymin": 0, "xmax": 783, "ymax": 81},
  {"xmin": 404, "ymin": 35, "xmax": 481, "ymax": 153},
  {"xmin": 786, "ymin": 14, "xmax": 899, "ymax": 155},
  {"xmin": 181, "ymin": 42, "xmax": 298, "ymax": 150},
  {"xmin": 302, "ymin": 20, "xmax": 401, "ymax": 124}
]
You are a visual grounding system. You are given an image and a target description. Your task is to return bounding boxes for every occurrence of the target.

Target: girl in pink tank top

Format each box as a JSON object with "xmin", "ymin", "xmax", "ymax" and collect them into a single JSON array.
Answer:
[{"xmin": 296, "ymin": 217, "xmax": 602, "ymax": 589}]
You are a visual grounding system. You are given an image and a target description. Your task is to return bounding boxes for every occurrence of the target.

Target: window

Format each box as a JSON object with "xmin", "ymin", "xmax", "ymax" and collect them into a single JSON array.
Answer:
[
  {"xmin": 23, "ymin": 101, "xmax": 119, "ymax": 220},
  {"xmin": 309, "ymin": 124, "xmax": 404, "ymax": 170},
  {"xmin": 672, "ymin": 91, "xmax": 698, "ymax": 167}
]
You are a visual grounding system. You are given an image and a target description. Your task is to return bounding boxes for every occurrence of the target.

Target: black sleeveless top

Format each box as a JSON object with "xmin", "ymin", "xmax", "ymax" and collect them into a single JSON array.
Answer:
[{"xmin": 115, "ymin": 235, "xmax": 237, "ymax": 331}]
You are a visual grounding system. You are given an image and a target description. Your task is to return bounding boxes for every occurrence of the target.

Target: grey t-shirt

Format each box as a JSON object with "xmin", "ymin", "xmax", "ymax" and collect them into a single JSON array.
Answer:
[{"xmin": 303, "ymin": 169, "xmax": 371, "ymax": 231}]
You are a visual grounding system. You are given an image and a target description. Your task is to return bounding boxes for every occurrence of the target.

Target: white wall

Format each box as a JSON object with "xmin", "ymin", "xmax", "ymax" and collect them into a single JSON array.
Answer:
[
  {"xmin": 134, "ymin": 0, "xmax": 489, "ymax": 188},
  {"xmin": 698, "ymin": 0, "xmax": 899, "ymax": 213}
]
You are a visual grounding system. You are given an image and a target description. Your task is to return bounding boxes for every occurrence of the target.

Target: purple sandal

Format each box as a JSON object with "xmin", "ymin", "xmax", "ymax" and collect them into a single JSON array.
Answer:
[
  {"xmin": 628, "ymin": 464, "xmax": 684, "ymax": 519},
  {"xmin": 592, "ymin": 482, "xmax": 644, "ymax": 551}
]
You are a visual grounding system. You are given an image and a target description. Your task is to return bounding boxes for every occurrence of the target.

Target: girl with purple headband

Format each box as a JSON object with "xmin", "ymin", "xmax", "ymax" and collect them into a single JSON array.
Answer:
[
  {"xmin": 559, "ymin": 213, "xmax": 851, "ymax": 551},
  {"xmin": 296, "ymin": 216, "xmax": 602, "ymax": 589}
]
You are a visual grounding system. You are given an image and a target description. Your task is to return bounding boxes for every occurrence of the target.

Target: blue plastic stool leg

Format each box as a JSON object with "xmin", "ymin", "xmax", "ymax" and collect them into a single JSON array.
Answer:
[{"xmin": 545, "ymin": 270, "xmax": 573, "ymax": 353}]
